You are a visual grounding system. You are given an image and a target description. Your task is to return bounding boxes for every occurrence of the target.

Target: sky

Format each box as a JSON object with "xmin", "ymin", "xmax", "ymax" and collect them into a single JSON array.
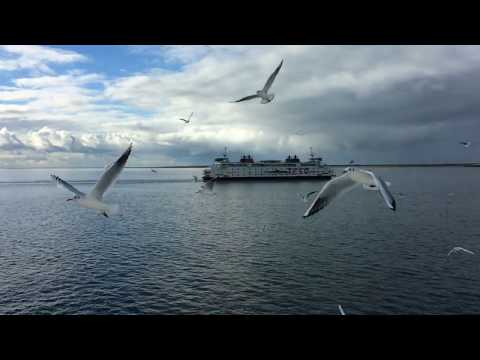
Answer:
[{"xmin": 1, "ymin": 45, "xmax": 480, "ymax": 168}]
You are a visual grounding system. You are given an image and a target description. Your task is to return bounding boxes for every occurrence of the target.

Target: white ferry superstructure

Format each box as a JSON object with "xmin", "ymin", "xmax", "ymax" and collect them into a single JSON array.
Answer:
[{"xmin": 202, "ymin": 149, "xmax": 335, "ymax": 181}]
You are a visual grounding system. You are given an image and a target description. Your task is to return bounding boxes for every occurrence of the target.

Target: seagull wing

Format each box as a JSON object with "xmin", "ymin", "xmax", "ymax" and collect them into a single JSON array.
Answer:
[
  {"xmin": 232, "ymin": 94, "xmax": 260, "ymax": 103},
  {"xmin": 303, "ymin": 172, "xmax": 359, "ymax": 218},
  {"xmin": 50, "ymin": 174, "xmax": 85, "ymax": 197},
  {"xmin": 372, "ymin": 173, "xmax": 396, "ymax": 211},
  {"xmin": 338, "ymin": 305, "xmax": 346, "ymax": 315},
  {"xmin": 358, "ymin": 170, "xmax": 396, "ymax": 211},
  {"xmin": 89, "ymin": 144, "xmax": 132, "ymax": 200},
  {"xmin": 262, "ymin": 59, "xmax": 283, "ymax": 93},
  {"xmin": 459, "ymin": 247, "xmax": 475, "ymax": 255},
  {"xmin": 188, "ymin": 112, "xmax": 193, "ymax": 121}
]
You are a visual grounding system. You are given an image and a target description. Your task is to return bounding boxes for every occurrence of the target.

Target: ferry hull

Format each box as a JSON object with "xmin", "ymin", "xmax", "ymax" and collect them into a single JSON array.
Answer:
[
  {"xmin": 203, "ymin": 152, "xmax": 335, "ymax": 182},
  {"xmin": 203, "ymin": 175, "xmax": 333, "ymax": 181}
]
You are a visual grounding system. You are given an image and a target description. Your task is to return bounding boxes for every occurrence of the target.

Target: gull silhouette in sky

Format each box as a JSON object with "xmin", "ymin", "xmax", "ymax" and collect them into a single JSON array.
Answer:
[
  {"xmin": 232, "ymin": 60, "xmax": 283, "ymax": 104},
  {"xmin": 179, "ymin": 112, "xmax": 193, "ymax": 124}
]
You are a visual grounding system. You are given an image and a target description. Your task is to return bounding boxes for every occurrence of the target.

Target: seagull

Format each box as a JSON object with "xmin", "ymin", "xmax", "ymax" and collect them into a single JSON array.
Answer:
[
  {"xmin": 299, "ymin": 191, "xmax": 318, "ymax": 203},
  {"xmin": 303, "ymin": 167, "xmax": 396, "ymax": 218},
  {"xmin": 151, "ymin": 168, "xmax": 157, "ymax": 173},
  {"xmin": 338, "ymin": 305, "xmax": 346, "ymax": 315},
  {"xmin": 179, "ymin": 112, "xmax": 193, "ymax": 124},
  {"xmin": 196, "ymin": 177, "xmax": 217, "ymax": 194},
  {"xmin": 51, "ymin": 144, "xmax": 132, "ymax": 218},
  {"xmin": 459, "ymin": 141, "xmax": 471, "ymax": 148},
  {"xmin": 447, "ymin": 247, "xmax": 475, "ymax": 256},
  {"xmin": 349, "ymin": 160, "xmax": 355, "ymax": 165},
  {"xmin": 232, "ymin": 60, "xmax": 283, "ymax": 104},
  {"xmin": 343, "ymin": 167, "xmax": 392, "ymax": 190}
]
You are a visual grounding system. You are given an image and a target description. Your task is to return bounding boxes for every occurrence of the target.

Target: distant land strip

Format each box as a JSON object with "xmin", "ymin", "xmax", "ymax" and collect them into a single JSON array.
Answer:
[
  {"xmin": 2, "ymin": 163, "xmax": 480, "ymax": 169},
  {"xmin": 130, "ymin": 163, "xmax": 480, "ymax": 168},
  {"xmin": 131, "ymin": 163, "xmax": 480, "ymax": 168}
]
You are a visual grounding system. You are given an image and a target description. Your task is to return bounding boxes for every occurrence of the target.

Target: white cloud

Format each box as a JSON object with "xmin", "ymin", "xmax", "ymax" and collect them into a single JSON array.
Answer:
[
  {"xmin": 0, "ymin": 126, "xmax": 27, "ymax": 150},
  {"xmin": 3, "ymin": 45, "xmax": 480, "ymax": 167},
  {"xmin": 0, "ymin": 45, "xmax": 87, "ymax": 73}
]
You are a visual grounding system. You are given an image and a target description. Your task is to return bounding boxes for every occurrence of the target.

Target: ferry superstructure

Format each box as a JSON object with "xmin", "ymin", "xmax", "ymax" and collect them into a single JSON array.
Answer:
[{"xmin": 202, "ymin": 149, "xmax": 335, "ymax": 181}]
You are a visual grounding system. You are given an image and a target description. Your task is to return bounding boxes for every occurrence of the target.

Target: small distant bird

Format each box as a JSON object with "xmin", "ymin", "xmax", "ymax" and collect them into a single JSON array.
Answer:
[
  {"xmin": 349, "ymin": 160, "xmax": 355, "ymax": 164},
  {"xmin": 232, "ymin": 60, "xmax": 283, "ymax": 104},
  {"xmin": 299, "ymin": 191, "xmax": 318, "ymax": 203},
  {"xmin": 447, "ymin": 247, "xmax": 475, "ymax": 256},
  {"xmin": 179, "ymin": 112, "xmax": 193, "ymax": 124},
  {"xmin": 459, "ymin": 141, "xmax": 471, "ymax": 148},
  {"xmin": 338, "ymin": 305, "xmax": 346, "ymax": 315},
  {"xmin": 303, "ymin": 167, "xmax": 396, "ymax": 218},
  {"xmin": 51, "ymin": 144, "xmax": 132, "ymax": 218},
  {"xmin": 151, "ymin": 169, "xmax": 157, "ymax": 173},
  {"xmin": 193, "ymin": 175, "xmax": 199, "ymax": 182}
]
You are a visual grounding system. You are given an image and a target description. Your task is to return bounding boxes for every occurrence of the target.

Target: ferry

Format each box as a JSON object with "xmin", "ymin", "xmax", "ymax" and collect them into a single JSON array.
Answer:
[{"xmin": 202, "ymin": 148, "xmax": 335, "ymax": 181}]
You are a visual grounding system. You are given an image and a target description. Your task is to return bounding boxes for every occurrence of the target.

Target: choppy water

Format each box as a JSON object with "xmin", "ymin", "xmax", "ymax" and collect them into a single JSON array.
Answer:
[{"xmin": 1, "ymin": 166, "xmax": 480, "ymax": 314}]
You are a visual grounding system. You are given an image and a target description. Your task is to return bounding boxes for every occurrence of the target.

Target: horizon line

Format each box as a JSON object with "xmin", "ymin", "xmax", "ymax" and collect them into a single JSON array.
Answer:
[{"xmin": 2, "ymin": 162, "xmax": 480, "ymax": 170}]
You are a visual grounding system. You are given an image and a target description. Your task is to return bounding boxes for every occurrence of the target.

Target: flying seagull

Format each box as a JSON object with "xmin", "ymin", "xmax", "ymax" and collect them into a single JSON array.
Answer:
[
  {"xmin": 196, "ymin": 177, "xmax": 217, "ymax": 194},
  {"xmin": 459, "ymin": 141, "xmax": 471, "ymax": 148},
  {"xmin": 179, "ymin": 112, "xmax": 193, "ymax": 124},
  {"xmin": 303, "ymin": 167, "xmax": 396, "ymax": 218},
  {"xmin": 447, "ymin": 247, "xmax": 475, "ymax": 256},
  {"xmin": 51, "ymin": 144, "xmax": 132, "ymax": 218},
  {"xmin": 299, "ymin": 191, "xmax": 318, "ymax": 203},
  {"xmin": 338, "ymin": 305, "xmax": 346, "ymax": 315},
  {"xmin": 232, "ymin": 60, "xmax": 283, "ymax": 104},
  {"xmin": 151, "ymin": 168, "xmax": 157, "ymax": 173}
]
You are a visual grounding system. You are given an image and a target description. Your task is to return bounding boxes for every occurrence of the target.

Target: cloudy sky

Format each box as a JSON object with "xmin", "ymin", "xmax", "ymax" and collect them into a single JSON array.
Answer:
[{"xmin": 1, "ymin": 45, "xmax": 480, "ymax": 168}]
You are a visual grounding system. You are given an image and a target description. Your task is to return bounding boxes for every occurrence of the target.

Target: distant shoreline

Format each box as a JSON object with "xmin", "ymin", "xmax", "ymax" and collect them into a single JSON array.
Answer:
[{"xmin": 2, "ymin": 163, "xmax": 480, "ymax": 170}]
